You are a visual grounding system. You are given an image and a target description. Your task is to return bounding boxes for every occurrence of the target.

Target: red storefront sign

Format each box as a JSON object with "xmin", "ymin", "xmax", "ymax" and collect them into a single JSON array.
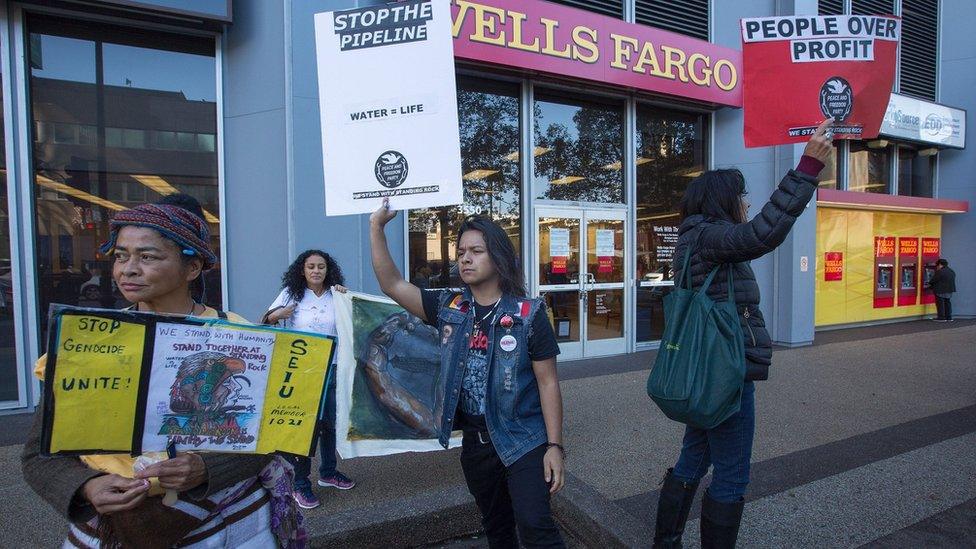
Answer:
[
  {"xmin": 451, "ymin": 0, "xmax": 742, "ymax": 106},
  {"xmin": 824, "ymin": 251, "xmax": 843, "ymax": 281},
  {"xmin": 740, "ymin": 15, "xmax": 900, "ymax": 147},
  {"xmin": 551, "ymin": 256, "xmax": 567, "ymax": 274},
  {"xmin": 873, "ymin": 236, "xmax": 896, "ymax": 308},
  {"xmin": 598, "ymin": 256, "xmax": 612, "ymax": 273},
  {"xmin": 897, "ymin": 237, "xmax": 919, "ymax": 306},
  {"xmin": 920, "ymin": 237, "xmax": 940, "ymax": 304}
]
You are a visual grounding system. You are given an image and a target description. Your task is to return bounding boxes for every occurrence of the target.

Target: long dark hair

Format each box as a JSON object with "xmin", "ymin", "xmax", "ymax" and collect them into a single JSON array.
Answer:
[
  {"xmin": 679, "ymin": 169, "xmax": 748, "ymax": 224},
  {"xmin": 457, "ymin": 216, "xmax": 526, "ymax": 297},
  {"xmin": 281, "ymin": 249, "xmax": 345, "ymax": 303}
]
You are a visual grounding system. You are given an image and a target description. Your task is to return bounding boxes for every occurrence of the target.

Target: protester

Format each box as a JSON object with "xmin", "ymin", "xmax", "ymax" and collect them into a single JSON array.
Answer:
[
  {"xmin": 371, "ymin": 202, "xmax": 566, "ymax": 547},
  {"xmin": 652, "ymin": 119, "xmax": 835, "ymax": 549},
  {"xmin": 262, "ymin": 250, "xmax": 355, "ymax": 509},
  {"xmin": 928, "ymin": 258, "xmax": 956, "ymax": 322},
  {"xmin": 22, "ymin": 193, "xmax": 305, "ymax": 548}
]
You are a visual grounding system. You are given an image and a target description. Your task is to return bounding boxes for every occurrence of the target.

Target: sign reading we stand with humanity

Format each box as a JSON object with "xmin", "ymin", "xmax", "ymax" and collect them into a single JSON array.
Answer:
[{"xmin": 451, "ymin": 0, "xmax": 742, "ymax": 107}]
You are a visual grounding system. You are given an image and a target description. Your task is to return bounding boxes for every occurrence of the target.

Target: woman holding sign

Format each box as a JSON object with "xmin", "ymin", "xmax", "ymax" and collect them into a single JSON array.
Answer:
[
  {"xmin": 262, "ymin": 250, "xmax": 355, "ymax": 510},
  {"xmin": 370, "ymin": 204, "xmax": 566, "ymax": 548},
  {"xmin": 651, "ymin": 120, "xmax": 834, "ymax": 549},
  {"xmin": 22, "ymin": 194, "xmax": 305, "ymax": 548}
]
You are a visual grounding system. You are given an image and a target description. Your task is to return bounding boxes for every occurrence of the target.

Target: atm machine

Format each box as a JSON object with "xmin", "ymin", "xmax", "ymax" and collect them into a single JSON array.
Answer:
[
  {"xmin": 921, "ymin": 238, "xmax": 940, "ymax": 305},
  {"xmin": 873, "ymin": 236, "xmax": 895, "ymax": 308},
  {"xmin": 897, "ymin": 237, "xmax": 919, "ymax": 306}
]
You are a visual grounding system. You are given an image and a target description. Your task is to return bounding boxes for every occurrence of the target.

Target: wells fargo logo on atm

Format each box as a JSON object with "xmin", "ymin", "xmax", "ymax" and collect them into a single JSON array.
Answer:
[
  {"xmin": 921, "ymin": 238, "xmax": 940, "ymax": 256},
  {"xmin": 451, "ymin": 0, "xmax": 742, "ymax": 106},
  {"xmin": 874, "ymin": 236, "xmax": 895, "ymax": 256}
]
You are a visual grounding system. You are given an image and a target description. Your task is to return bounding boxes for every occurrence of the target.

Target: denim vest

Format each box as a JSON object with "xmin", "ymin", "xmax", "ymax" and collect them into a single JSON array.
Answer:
[{"xmin": 434, "ymin": 289, "xmax": 548, "ymax": 466}]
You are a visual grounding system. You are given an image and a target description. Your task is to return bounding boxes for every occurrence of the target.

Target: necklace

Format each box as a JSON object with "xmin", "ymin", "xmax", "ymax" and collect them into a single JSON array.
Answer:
[{"xmin": 474, "ymin": 300, "xmax": 500, "ymax": 327}]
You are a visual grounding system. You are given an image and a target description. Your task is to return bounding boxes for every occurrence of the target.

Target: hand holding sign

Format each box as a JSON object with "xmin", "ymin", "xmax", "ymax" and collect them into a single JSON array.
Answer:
[
  {"xmin": 135, "ymin": 453, "xmax": 207, "ymax": 492},
  {"xmin": 81, "ymin": 475, "xmax": 150, "ymax": 515},
  {"xmin": 369, "ymin": 197, "xmax": 398, "ymax": 229},
  {"xmin": 803, "ymin": 118, "xmax": 836, "ymax": 164}
]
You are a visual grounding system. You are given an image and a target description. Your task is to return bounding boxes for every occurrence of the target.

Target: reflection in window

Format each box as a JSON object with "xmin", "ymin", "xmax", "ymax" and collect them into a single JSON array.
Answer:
[
  {"xmin": 848, "ymin": 141, "xmax": 891, "ymax": 193},
  {"xmin": 635, "ymin": 106, "xmax": 707, "ymax": 343},
  {"xmin": 0, "ymin": 71, "xmax": 19, "ymax": 402},
  {"xmin": 897, "ymin": 146, "xmax": 935, "ymax": 197},
  {"xmin": 534, "ymin": 91, "xmax": 624, "ymax": 203},
  {"xmin": 408, "ymin": 77, "xmax": 521, "ymax": 290},
  {"xmin": 28, "ymin": 15, "xmax": 221, "ymax": 350},
  {"xmin": 818, "ymin": 143, "xmax": 841, "ymax": 189}
]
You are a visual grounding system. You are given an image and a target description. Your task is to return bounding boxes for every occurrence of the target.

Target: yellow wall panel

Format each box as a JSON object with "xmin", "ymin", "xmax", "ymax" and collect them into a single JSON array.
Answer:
[{"xmin": 815, "ymin": 208, "xmax": 941, "ymax": 327}]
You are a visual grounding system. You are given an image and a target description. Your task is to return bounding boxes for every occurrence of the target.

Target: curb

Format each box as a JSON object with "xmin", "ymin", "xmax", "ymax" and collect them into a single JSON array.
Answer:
[
  {"xmin": 552, "ymin": 472, "xmax": 650, "ymax": 548},
  {"xmin": 306, "ymin": 485, "xmax": 482, "ymax": 548}
]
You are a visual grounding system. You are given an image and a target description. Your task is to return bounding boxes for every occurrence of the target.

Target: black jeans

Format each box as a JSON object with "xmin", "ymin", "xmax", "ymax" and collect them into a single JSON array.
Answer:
[
  {"xmin": 459, "ymin": 433, "xmax": 564, "ymax": 548},
  {"xmin": 287, "ymin": 375, "xmax": 338, "ymax": 490},
  {"xmin": 936, "ymin": 296, "xmax": 953, "ymax": 320}
]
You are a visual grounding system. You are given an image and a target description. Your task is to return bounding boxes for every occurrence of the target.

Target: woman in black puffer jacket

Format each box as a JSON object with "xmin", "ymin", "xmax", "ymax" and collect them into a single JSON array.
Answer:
[{"xmin": 653, "ymin": 119, "xmax": 835, "ymax": 549}]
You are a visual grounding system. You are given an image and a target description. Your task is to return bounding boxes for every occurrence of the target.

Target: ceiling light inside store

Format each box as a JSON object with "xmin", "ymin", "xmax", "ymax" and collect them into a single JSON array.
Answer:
[
  {"xmin": 866, "ymin": 139, "xmax": 889, "ymax": 149},
  {"xmin": 637, "ymin": 157, "xmax": 652, "ymax": 166},
  {"xmin": 918, "ymin": 148, "xmax": 939, "ymax": 156},
  {"xmin": 549, "ymin": 176, "xmax": 585, "ymax": 185},
  {"xmin": 602, "ymin": 161, "xmax": 622, "ymax": 171},
  {"xmin": 462, "ymin": 169, "xmax": 499, "ymax": 180},
  {"xmin": 35, "ymin": 175, "xmax": 126, "ymax": 211},
  {"xmin": 131, "ymin": 175, "xmax": 220, "ymax": 224},
  {"xmin": 503, "ymin": 147, "xmax": 552, "ymax": 162}
]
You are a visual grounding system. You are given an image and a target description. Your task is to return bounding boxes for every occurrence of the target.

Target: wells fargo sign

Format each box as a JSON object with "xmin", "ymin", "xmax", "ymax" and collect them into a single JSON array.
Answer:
[{"xmin": 451, "ymin": 0, "xmax": 742, "ymax": 107}]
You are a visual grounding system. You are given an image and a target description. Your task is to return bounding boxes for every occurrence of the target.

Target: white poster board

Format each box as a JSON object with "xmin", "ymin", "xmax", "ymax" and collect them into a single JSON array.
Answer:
[
  {"xmin": 314, "ymin": 0, "xmax": 463, "ymax": 216},
  {"xmin": 595, "ymin": 229, "xmax": 615, "ymax": 257},
  {"xmin": 549, "ymin": 228, "xmax": 570, "ymax": 257}
]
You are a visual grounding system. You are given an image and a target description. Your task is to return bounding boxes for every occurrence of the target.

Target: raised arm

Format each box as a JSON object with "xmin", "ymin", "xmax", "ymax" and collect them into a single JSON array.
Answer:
[
  {"xmin": 700, "ymin": 119, "xmax": 835, "ymax": 265},
  {"xmin": 369, "ymin": 198, "xmax": 426, "ymax": 321}
]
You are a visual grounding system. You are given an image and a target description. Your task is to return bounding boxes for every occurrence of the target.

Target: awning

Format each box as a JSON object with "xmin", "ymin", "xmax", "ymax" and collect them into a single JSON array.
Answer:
[{"xmin": 817, "ymin": 188, "xmax": 969, "ymax": 214}]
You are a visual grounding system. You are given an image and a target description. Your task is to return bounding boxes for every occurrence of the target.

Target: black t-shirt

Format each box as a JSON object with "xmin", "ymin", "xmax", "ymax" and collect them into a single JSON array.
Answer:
[{"xmin": 421, "ymin": 289, "xmax": 560, "ymax": 431}]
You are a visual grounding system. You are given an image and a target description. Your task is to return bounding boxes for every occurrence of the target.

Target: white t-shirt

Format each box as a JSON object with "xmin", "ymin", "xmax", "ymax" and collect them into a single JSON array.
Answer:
[{"xmin": 268, "ymin": 288, "xmax": 339, "ymax": 363}]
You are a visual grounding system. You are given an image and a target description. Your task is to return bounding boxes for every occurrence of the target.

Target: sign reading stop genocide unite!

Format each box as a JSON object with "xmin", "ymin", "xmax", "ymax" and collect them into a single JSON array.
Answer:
[{"xmin": 740, "ymin": 15, "xmax": 900, "ymax": 147}]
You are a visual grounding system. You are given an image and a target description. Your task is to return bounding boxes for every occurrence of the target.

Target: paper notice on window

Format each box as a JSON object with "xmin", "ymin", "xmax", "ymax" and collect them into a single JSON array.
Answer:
[{"xmin": 549, "ymin": 228, "xmax": 570, "ymax": 258}]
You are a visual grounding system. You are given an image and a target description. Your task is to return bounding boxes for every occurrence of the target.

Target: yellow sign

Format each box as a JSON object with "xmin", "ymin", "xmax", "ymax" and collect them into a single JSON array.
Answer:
[
  {"xmin": 257, "ymin": 332, "xmax": 335, "ymax": 455},
  {"xmin": 48, "ymin": 314, "xmax": 145, "ymax": 453}
]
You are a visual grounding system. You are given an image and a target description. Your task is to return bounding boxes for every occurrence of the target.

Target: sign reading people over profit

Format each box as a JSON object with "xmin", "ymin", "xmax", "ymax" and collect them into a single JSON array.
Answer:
[
  {"xmin": 315, "ymin": 0, "xmax": 462, "ymax": 216},
  {"xmin": 41, "ymin": 307, "xmax": 335, "ymax": 457},
  {"xmin": 740, "ymin": 15, "xmax": 900, "ymax": 147},
  {"xmin": 451, "ymin": 0, "xmax": 742, "ymax": 107}
]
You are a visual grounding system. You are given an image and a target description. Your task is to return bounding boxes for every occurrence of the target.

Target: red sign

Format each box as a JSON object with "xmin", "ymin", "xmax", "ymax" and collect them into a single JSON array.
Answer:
[
  {"xmin": 920, "ymin": 237, "xmax": 940, "ymax": 304},
  {"xmin": 452, "ymin": 0, "xmax": 742, "ymax": 106},
  {"xmin": 598, "ymin": 256, "xmax": 612, "ymax": 273},
  {"xmin": 740, "ymin": 15, "xmax": 900, "ymax": 147},
  {"xmin": 897, "ymin": 237, "xmax": 919, "ymax": 306},
  {"xmin": 824, "ymin": 252, "xmax": 843, "ymax": 281},
  {"xmin": 551, "ymin": 256, "xmax": 567, "ymax": 274}
]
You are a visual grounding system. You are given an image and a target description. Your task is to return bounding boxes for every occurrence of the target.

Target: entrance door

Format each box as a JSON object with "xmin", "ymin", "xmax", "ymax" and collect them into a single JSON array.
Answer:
[{"xmin": 535, "ymin": 208, "xmax": 626, "ymax": 360}]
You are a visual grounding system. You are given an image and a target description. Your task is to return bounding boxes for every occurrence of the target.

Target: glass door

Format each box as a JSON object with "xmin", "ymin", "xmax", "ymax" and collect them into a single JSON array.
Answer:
[{"xmin": 535, "ymin": 207, "xmax": 626, "ymax": 360}]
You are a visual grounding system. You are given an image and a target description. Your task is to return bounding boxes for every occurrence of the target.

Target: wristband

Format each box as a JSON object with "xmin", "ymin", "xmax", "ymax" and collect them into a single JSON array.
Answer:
[{"xmin": 545, "ymin": 442, "xmax": 565, "ymax": 457}]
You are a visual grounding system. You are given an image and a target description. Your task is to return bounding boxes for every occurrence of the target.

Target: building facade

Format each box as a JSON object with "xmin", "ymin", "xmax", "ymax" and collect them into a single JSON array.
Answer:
[{"xmin": 0, "ymin": 0, "xmax": 970, "ymax": 412}]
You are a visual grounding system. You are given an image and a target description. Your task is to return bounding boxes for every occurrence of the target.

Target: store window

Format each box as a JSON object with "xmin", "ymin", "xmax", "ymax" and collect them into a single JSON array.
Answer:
[
  {"xmin": 848, "ymin": 141, "xmax": 892, "ymax": 193},
  {"xmin": 28, "ymin": 16, "xmax": 221, "ymax": 346},
  {"xmin": 533, "ymin": 91, "xmax": 624, "ymax": 204},
  {"xmin": 0, "ymin": 70, "xmax": 18, "ymax": 402},
  {"xmin": 407, "ymin": 77, "xmax": 521, "ymax": 289},
  {"xmin": 817, "ymin": 143, "xmax": 841, "ymax": 189},
  {"xmin": 897, "ymin": 146, "xmax": 935, "ymax": 197},
  {"xmin": 634, "ymin": 106, "xmax": 708, "ymax": 343}
]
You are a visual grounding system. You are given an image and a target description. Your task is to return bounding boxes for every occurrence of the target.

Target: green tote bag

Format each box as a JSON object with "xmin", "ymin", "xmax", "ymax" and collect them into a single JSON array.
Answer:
[{"xmin": 647, "ymin": 246, "xmax": 747, "ymax": 430}]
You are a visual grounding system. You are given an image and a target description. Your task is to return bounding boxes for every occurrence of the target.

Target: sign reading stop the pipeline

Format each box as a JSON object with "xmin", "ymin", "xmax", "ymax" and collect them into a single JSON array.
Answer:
[{"xmin": 740, "ymin": 15, "xmax": 900, "ymax": 148}]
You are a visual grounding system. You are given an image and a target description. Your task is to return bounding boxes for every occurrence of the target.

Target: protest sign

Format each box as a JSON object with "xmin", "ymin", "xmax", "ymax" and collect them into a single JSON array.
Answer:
[
  {"xmin": 740, "ymin": 15, "xmax": 900, "ymax": 147},
  {"xmin": 314, "ymin": 0, "xmax": 462, "ymax": 216},
  {"xmin": 41, "ymin": 307, "xmax": 334, "ymax": 457},
  {"xmin": 334, "ymin": 292, "xmax": 460, "ymax": 458}
]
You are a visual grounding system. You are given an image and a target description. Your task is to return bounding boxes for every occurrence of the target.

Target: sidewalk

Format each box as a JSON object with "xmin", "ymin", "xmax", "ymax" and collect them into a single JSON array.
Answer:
[{"xmin": 2, "ymin": 319, "xmax": 974, "ymax": 547}]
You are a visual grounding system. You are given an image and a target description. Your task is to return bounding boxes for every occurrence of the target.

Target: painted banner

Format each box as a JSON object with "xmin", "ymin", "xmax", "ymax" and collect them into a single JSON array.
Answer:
[
  {"xmin": 41, "ymin": 307, "xmax": 334, "ymax": 456},
  {"xmin": 452, "ymin": 0, "xmax": 742, "ymax": 107},
  {"xmin": 921, "ymin": 237, "xmax": 940, "ymax": 304},
  {"xmin": 315, "ymin": 0, "xmax": 462, "ymax": 216},
  {"xmin": 873, "ymin": 236, "xmax": 896, "ymax": 308},
  {"xmin": 595, "ymin": 229, "xmax": 614, "ymax": 274},
  {"xmin": 549, "ymin": 228, "xmax": 570, "ymax": 275},
  {"xmin": 897, "ymin": 237, "xmax": 919, "ymax": 306},
  {"xmin": 334, "ymin": 292, "xmax": 460, "ymax": 458},
  {"xmin": 740, "ymin": 15, "xmax": 900, "ymax": 147},
  {"xmin": 824, "ymin": 251, "xmax": 843, "ymax": 281}
]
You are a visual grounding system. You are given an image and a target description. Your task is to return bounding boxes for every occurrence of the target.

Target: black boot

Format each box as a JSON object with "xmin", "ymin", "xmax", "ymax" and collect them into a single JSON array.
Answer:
[
  {"xmin": 699, "ymin": 491, "xmax": 744, "ymax": 549},
  {"xmin": 652, "ymin": 468, "xmax": 699, "ymax": 548}
]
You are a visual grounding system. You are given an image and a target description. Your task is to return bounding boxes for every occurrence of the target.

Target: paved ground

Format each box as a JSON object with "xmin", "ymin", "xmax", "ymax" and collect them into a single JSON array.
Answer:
[{"xmin": 2, "ymin": 319, "xmax": 974, "ymax": 547}]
